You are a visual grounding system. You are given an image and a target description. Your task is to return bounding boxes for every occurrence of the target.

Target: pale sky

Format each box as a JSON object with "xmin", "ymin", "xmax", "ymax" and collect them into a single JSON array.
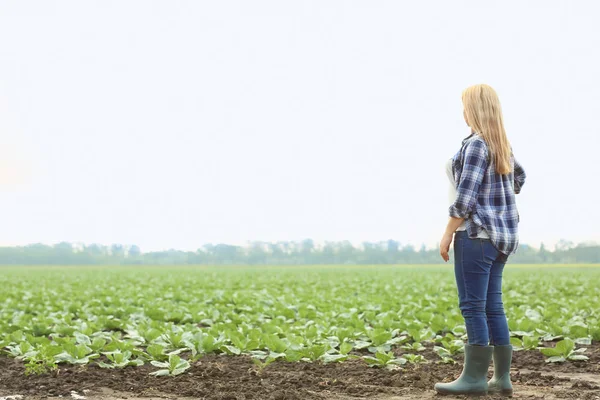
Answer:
[{"xmin": 1, "ymin": 1, "xmax": 599, "ymax": 252}]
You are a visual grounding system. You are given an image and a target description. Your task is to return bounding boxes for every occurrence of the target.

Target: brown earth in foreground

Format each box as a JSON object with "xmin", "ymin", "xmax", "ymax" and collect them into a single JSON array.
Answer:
[{"xmin": 0, "ymin": 343, "xmax": 599, "ymax": 400}]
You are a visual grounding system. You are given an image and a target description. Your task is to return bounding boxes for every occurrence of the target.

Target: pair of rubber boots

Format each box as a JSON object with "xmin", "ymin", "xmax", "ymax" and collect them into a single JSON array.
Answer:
[{"xmin": 435, "ymin": 344, "xmax": 513, "ymax": 397}]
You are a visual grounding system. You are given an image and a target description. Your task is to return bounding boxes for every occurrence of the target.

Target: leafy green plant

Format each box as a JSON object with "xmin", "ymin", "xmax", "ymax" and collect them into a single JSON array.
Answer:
[
  {"xmin": 54, "ymin": 343, "xmax": 99, "ymax": 364},
  {"xmin": 251, "ymin": 355, "xmax": 277, "ymax": 373},
  {"xmin": 150, "ymin": 354, "xmax": 191, "ymax": 376},
  {"xmin": 434, "ymin": 335, "xmax": 464, "ymax": 355},
  {"xmin": 321, "ymin": 353, "xmax": 350, "ymax": 363},
  {"xmin": 339, "ymin": 341, "xmax": 353, "ymax": 355},
  {"xmin": 406, "ymin": 324, "xmax": 434, "ymax": 343},
  {"xmin": 510, "ymin": 335, "xmax": 540, "ymax": 351},
  {"xmin": 363, "ymin": 351, "xmax": 407, "ymax": 370},
  {"xmin": 98, "ymin": 350, "xmax": 144, "ymax": 368},
  {"xmin": 566, "ymin": 319, "xmax": 589, "ymax": 339},
  {"xmin": 401, "ymin": 341, "xmax": 426, "ymax": 352},
  {"xmin": 227, "ymin": 330, "xmax": 260, "ymax": 352},
  {"xmin": 90, "ymin": 337, "xmax": 108, "ymax": 352},
  {"xmin": 157, "ymin": 328, "xmax": 193, "ymax": 351},
  {"xmin": 366, "ymin": 328, "xmax": 393, "ymax": 353},
  {"xmin": 145, "ymin": 343, "xmax": 168, "ymax": 361},
  {"xmin": 534, "ymin": 329, "xmax": 563, "ymax": 342},
  {"xmin": 308, "ymin": 344, "xmax": 330, "ymax": 361},
  {"xmin": 262, "ymin": 333, "xmax": 289, "ymax": 355},
  {"xmin": 25, "ymin": 359, "xmax": 59, "ymax": 375},
  {"xmin": 21, "ymin": 343, "xmax": 62, "ymax": 375},
  {"xmin": 403, "ymin": 353, "xmax": 427, "ymax": 364},
  {"xmin": 539, "ymin": 339, "xmax": 589, "ymax": 363},
  {"xmin": 285, "ymin": 344, "xmax": 329, "ymax": 362},
  {"xmin": 102, "ymin": 339, "xmax": 142, "ymax": 356},
  {"xmin": 433, "ymin": 346, "xmax": 456, "ymax": 364},
  {"xmin": 1, "ymin": 265, "xmax": 600, "ymax": 375},
  {"xmin": 5, "ymin": 342, "xmax": 35, "ymax": 359},
  {"xmin": 432, "ymin": 334, "xmax": 464, "ymax": 363},
  {"xmin": 589, "ymin": 319, "xmax": 600, "ymax": 341},
  {"xmin": 184, "ymin": 332, "xmax": 225, "ymax": 357}
]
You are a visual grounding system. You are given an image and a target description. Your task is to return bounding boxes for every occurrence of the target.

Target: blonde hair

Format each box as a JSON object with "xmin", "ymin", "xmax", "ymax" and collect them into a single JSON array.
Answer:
[{"xmin": 462, "ymin": 84, "xmax": 512, "ymax": 175}]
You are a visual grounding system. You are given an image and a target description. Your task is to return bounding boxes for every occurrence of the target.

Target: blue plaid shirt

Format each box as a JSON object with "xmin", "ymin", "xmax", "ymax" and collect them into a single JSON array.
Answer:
[{"xmin": 449, "ymin": 133, "xmax": 526, "ymax": 255}]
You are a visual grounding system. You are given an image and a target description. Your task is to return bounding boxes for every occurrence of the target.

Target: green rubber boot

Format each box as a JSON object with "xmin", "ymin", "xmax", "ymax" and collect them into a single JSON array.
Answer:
[
  {"xmin": 488, "ymin": 345, "xmax": 514, "ymax": 396},
  {"xmin": 434, "ymin": 344, "xmax": 493, "ymax": 396}
]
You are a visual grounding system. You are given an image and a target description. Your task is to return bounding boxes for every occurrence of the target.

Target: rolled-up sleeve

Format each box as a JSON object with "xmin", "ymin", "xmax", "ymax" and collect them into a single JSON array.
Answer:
[
  {"xmin": 514, "ymin": 158, "xmax": 526, "ymax": 194},
  {"xmin": 449, "ymin": 139, "xmax": 488, "ymax": 219}
]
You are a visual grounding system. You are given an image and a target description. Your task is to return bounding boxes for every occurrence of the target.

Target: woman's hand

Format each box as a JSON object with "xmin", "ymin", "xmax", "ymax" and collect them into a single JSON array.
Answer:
[
  {"xmin": 440, "ymin": 233, "xmax": 453, "ymax": 262},
  {"xmin": 440, "ymin": 217, "xmax": 464, "ymax": 262}
]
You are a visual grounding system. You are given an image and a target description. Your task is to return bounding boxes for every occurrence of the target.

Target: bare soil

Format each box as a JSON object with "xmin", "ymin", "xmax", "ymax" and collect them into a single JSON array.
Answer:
[{"xmin": 1, "ymin": 343, "xmax": 599, "ymax": 400}]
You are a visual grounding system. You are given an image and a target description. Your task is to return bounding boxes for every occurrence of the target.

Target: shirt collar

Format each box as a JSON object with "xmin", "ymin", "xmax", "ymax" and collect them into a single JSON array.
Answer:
[{"xmin": 462, "ymin": 131, "xmax": 477, "ymax": 145}]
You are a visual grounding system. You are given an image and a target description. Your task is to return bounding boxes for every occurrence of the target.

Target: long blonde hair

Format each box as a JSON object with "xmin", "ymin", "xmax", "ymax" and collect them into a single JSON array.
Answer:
[{"xmin": 462, "ymin": 84, "xmax": 511, "ymax": 175}]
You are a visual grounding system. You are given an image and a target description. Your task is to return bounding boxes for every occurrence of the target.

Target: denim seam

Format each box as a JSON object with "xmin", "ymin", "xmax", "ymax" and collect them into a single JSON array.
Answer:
[
  {"xmin": 459, "ymin": 236, "xmax": 470, "ymax": 344},
  {"xmin": 480, "ymin": 239, "xmax": 485, "ymax": 261}
]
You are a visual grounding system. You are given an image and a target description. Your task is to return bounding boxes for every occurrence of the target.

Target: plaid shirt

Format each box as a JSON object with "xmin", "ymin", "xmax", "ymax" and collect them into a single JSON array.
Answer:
[{"xmin": 449, "ymin": 133, "xmax": 526, "ymax": 255}]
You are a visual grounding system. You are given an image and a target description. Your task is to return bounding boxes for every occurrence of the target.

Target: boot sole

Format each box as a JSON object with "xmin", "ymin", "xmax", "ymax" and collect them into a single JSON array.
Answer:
[
  {"xmin": 435, "ymin": 388, "xmax": 488, "ymax": 396},
  {"xmin": 488, "ymin": 388, "xmax": 513, "ymax": 397}
]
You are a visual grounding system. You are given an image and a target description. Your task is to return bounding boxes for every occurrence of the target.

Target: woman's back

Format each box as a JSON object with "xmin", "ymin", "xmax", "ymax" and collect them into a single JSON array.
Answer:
[{"xmin": 449, "ymin": 133, "xmax": 526, "ymax": 255}]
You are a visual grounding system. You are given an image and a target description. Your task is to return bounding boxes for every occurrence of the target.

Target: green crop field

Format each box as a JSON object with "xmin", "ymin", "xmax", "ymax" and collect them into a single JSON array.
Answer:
[{"xmin": 1, "ymin": 265, "xmax": 599, "ymax": 375}]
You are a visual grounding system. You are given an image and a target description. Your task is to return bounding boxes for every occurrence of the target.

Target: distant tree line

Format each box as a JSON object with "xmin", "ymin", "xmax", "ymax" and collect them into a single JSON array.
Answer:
[{"xmin": 0, "ymin": 239, "xmax": 599, "ymax": 265}]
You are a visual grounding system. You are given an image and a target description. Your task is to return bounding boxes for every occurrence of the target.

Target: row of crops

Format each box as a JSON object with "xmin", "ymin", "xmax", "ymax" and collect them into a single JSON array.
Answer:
[{"xmin": 1, "ymin": 265, "xmax": 599, "ymax": 375}]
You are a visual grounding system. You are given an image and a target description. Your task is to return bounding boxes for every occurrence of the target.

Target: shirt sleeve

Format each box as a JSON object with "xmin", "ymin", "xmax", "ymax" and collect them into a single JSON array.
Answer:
[
  {"xmin": 449, "ymin": 139, "xmax": 488, "ymax": 219},
  {"xmin": 514, "ymin": 158, "xmax": 526, "ymax": 194}
]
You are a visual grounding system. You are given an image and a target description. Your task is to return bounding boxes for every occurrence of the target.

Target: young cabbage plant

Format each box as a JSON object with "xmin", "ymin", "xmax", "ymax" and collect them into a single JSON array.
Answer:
[
  {"xmin": 303, "ymin": 344, "xmax": 329, "ymax": 361},
  {"xmin": 406, "ymin": 324, "xmax": 435, "ymax": 344},
  {"xmin": 535, "ymin": 328, "xmax": 563, "ymax": 342},
  {"xmin": 333, "ymin": 327, "xmax": 356, "ymax": 344},
  {"xmin": 510, "ymin": 335, "xmax": 540, "ymax": 351},
  {"xmin": 108, "ymin": 341, "xmax": 144, "ymax": 358},
  {"xmin": 262, "ymin": 333, "xmax": 289, "ymax": 354},
  {"xmin": 73, "ymin": 332, "xmax": 92, "ymax": 346},
  {"xmin": 145, "ymin": 343, "xmax": 169, "ymax": 361},
  {"xmin": 54, "ymin": 343, "xmax": 99, "ymax": 365},
  {"xmin": 319, "ymin": 340, "xmax": 359, "ymax": 364},
  {"xmin": 566, "ymin": 319, "xmax": 589, "ymax": 339},
  {"xmin": 89, "ymin": 337, "xmax": 108, "ymax": 353},
  {"xmin": 251, "ymin": 356, "xmax": 277, "ymax": 373},
  {"xmin": 227, "ymin": 330, "xmax": 260, "ymax": 352},
  {"xmin": 157, "ymin": 328, "xmax": 194, "ymax": 351},
  {"xmin": 451, "ymin": 325, "xmax": 467, "ymax": 338},
  {"xmin": 436, "ymin": 337, "xmax": 464, "ymax": 356},
  {"xmin": 589, "ymin": 321, "xmax": 600, "ymax": 342},
  {"xmin": 363, "ymin": 351, "xmax": 407, "ymax": 370},
  {"xmin": 540, "ymin": 338, "xmax": 589, "ymax": 363},
  {"xmin": 401, "ymin": 341, "xmax": 426, "ymax": 352},
  {"xmin": 574, "ymin": 337, "xmax": 592, "ymax": 346},
  {"xmin": 339, "ymin": 341, "xmax": 353, "ymax": 355},
  {"xmin": 125, "ymin": 326, "xmax": 163, "ymax": 344},
  {"xmin": 284, "ymin": 344, "xmax": 328, "ymax": 362},
  {"xmin": 7, "ymin": 330, "xmax": 26, "ymax": 344},
  {"xmin": 433, "ymin": 345, "xmax": 456, "ymax": 364},
  {"xmin": 321, "ymin": 353, "xmax": 350, "ymax": 364},
  {"xmin": 150, "ymin": 354, "xmax": 191, "ymax": 376},
  {"xmin": 250, "ymin": 349, "xmax": 286, "ymax": 362},
  {"xmin": 184, "ymin": 332, "xmax": 225, "ymax": 358},
  {"xmin": 5, "ymin": 342, "xmax": 35, "ymax": 359},
  {"xmin": 403, "ymin": 353, "xmax": 427, "ymax": 364},
  {"xmin": 31, "ymin": 322, "xmax": 54, "ymax": 337},
  {"xmin": 98, "ymin": 350, "xmax": 144, "ymax": 369},
  {"xmin": 25, "ymin": 333, "xmax": 51, "ymax": 347},
  {"xmin": 366, "ymin": 328, "xmax": 393, "ymax": 347},
  {"xmin": 250, "ymin": 350, "xmax": 287, "ymax": 373}
]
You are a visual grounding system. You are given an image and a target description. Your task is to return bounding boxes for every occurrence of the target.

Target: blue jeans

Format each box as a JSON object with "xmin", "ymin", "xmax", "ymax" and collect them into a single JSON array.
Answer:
[{"xmin": 454, "ymin": 231, "xmax": 510, "ymax": 346}]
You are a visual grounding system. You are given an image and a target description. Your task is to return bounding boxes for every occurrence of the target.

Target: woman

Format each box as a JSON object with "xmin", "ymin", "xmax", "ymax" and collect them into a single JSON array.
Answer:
[{"xmin": 435, "ymin": 84, "xmax": 526, "ymax": 396}]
